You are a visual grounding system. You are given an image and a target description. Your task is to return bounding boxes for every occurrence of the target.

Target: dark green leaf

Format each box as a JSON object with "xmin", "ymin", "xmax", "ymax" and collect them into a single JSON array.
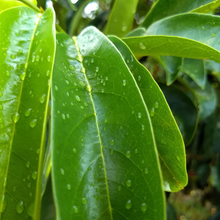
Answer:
[
  {"xmin": 52, "ymin": 28, "xmax": 165, "ymax": 220},
  {"xmin": 0, "ymin": 6, "xmax": 56, "ymax": 219},
  {"xmin": 159, "ymin": 84, "xmax": 198, "ymax": 145}
]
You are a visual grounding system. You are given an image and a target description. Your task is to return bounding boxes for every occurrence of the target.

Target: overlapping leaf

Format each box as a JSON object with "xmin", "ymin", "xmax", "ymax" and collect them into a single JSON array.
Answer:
[
  {"xmin": 0, "ymin": 6, "xmax": 55, "ymax": 220},
  {"xmin": 52, "ymin": 27, "xmax": 165, "ymax": 220}
]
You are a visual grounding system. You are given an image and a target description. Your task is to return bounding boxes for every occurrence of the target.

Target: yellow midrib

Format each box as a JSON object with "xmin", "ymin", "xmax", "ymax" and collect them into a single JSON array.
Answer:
[
  {"xmin": 0, "ymin": 12, "xmax": 41, "ymax": 217},
  {"xmin": 73, "ymin": 36, "xmax": 113, "ymax": 220}
]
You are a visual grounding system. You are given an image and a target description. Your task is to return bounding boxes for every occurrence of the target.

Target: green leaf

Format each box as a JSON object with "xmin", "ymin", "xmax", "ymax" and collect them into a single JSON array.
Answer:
[
  {"xmin": 179, "ymin": 75, "xmax": 217, "ymax": 121},
  {"xmin": 105, "ymin": 0, "xmax": 139, "ymax": 37},
  {"xmin": 123, "ymin": 13, "xmax": 220, "ymax": 63},
  {"xmin": 0, "ymin": 6, "xmax": 55, "ymax": 219},
  {"xmin": 157, "ymin": 56, "xmax": 182, "ymax": 85},
  {"xmin": 0, "ymin": 0, "xmax": 25, "ymax": 12},
  {"xmin": 109, "ymin": 36, "xmax": 187, "ymax": 192},
  {"xmin": 181, "ymin": 58, "xmax": 206, "ymax": 89},
  {"xmin": 52, "ymin": 28, "xmax": 165, "ymax": 219},
  {"xmin": 159, "ymin": 84, "xmax": 198, "ymax": 145},
  {"xmin": 141, "ymin": 0, "xmax": 220, "ymax": 29}
]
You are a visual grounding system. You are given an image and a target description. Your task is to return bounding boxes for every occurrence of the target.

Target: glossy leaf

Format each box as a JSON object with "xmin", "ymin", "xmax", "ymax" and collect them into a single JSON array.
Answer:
[
  {"xmin": 181, "ymin": 58, "xmax": 206, "ymax": 89},
  {"xmin": 141, "ymin": 0, "xmax": 220, "ymax": 29},
  {"xmin": 109, "ymin": 36, "xmax": 187, "ymax": 192},
  {"xmin": 0, "ymin": 6, "xmax": 55, "ymax": 219},
  {"xmin": 179, "ymin": 75, "xmax": 217, "ymax": 121},
  {"xmin": 159, "ymin": 84, "xmax": 198, "ymax": 145},
  {"xmin": 52, "ymin": 28, "xmax": 165, "ymax": 220},
  {"xmin": 105, "ymin": 0, "xmax": 139, "ymax": 37},
  {"xmin": 0, "ymin": 0, "xmax": 25, "ymax": 12},
  {"xmin": 123, "ymin": 13, "xmax": 220, "ymax": 64}
]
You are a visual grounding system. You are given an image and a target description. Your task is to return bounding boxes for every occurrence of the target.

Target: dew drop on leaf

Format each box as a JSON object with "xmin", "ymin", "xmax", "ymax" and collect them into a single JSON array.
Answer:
[
  {"xmin": 82, "ymin": 197, "xmax": 87, "ymax": 205},
  {"xmin": 67, "ymin": 184, "xmax": 71, "ymax": 190},
  {"xmin": 30, "ymin": 119, "xmax": 37, "ymax": 128},
  {"xmin": 125, "ymin": 199, "xmax": 132, "ymax": 210},
  {"xmin": 25, "ymin": 108, "xmax": 32, "ymax": 117},
  {"xmin": 32, "ymin": 171, "xmax": 37, "ymax": 180},
  {"xmin": 126, "ymin": 180, "xmax": 131, "ymax": 187},
  {"xmin": 118, "ymin": 186, "xmax": 121, "ymax": 191},
  {"xmin": 123, "ymin": 79, "xmax": 126, "ymax": 86},
  {"xmin": 73, "ymin": 206, "xmax": 79, "ymax": 213},
  {"xmin": 72, "ymin": 148, "xmax": 77, "ymax": 153},
  {"xmin": 144, "ymin": 168, "xmax": 148, "ymax": 174},
  {"xmin": 16, "ymin": 201, "xmax": 24, "ymax": 214},
  {"xmin": 126, "ymin": 151, "xmax": 131, "ymax": 158},
  {"xmin": 69, "ymin": 65, "xmax": 75, "ymax": 70},
  {"xmin": 47, "ymin": 55, "xmax": 51, "ymax": 62},
  {"xmin": 13, "ymin": 112, "xmax": 20, "ymax": 123},
  {"xmin": 141, "ymin": 203, "xmax": 147, "ymax": 212},
  {"xmin": 110, "ymin": 140, "xmax": 115, "ymax": 145},
  {"xmin": 26, "ymin": 161, "xmax": 30, "ymax": 168},
  {"xmin": 60, "ymin": 168, "xmax": 65, "ymax": 175},
  {"xmin": 138, "ymin": 112, "xmax": 141, "ymax": 119},
  {"xmin": 139, "ymin": 42, "xmax": 146, "ymax": 50},
  {"xmin": 39, "ymin": 94, "xmax": 46, "ymax": 103}
]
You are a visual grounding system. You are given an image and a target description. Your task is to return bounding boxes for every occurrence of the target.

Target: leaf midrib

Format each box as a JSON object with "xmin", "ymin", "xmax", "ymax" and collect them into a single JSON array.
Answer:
[{"xmin": 72, "ymin": 36, "xmax": 113, "ymax": 220}]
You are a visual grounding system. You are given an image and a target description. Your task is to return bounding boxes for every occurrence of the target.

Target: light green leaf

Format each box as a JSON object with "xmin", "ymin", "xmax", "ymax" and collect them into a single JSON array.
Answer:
[
  {"xmin": 105, "ymin": 0, "xmax": 139, "ymax": 37},
  {"xmin": 159, "ymin": 84, "xmax": 198, "ymax": 145},
  {"xmin": 52, "ymin": 28, "xmax": 165, "ymax": 220},
  {"xmin": 109, "ymin": 36, "xmax": 187, "ymax": 192},
  {"xmin": 123, "ymin": 13, "xmax": 220, "ymax": 64},
  {"xmin": 141, "ymin": 0, "xmax": 220, "ymax": 29},
  {"xmin": 181, "ymin": 58, "xmax": 206, "ymax": 89},
  {"xmin": 0, "ymin": 0, "xmax": 25, "ymax": 12},
  {"xmin": 0, "ymin": 6, "xmax": 55, "ymax": 220}
]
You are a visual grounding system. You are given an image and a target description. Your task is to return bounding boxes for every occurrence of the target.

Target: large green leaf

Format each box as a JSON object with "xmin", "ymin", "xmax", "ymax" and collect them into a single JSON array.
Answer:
[
  {"xmin": 141, "ymin": 0, "xmax": 220, "ymax": 28},
  {"xmin": 105, "ymin": 0, "xmax": 139, "ymax": 37},
  {"xmin": 109, "ymin": 36, "xmax": 187, "ymax": 192},
  {"xmin": 159, "ymin": 84, "xmax": 198, "ymax": 145},
  {"xmin": 0, "ymin": 0, "xmax": 25, "ymax": 12},
  {"xmin": 52, "ymin": 28, "xmax": 165, "ymax": 219},
  {"xmin": 0, "ymin": 6, "xmax": 55, "ymax": 220},
  {"xmin": 123, "ymin": 13, "xmax": 220, "ymax": 63}
]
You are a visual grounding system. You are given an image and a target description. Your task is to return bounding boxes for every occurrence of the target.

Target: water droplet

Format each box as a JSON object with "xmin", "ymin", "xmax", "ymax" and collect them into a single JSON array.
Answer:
[
  {"xmin": 150, "ymin": 108, "xmax": 155, "ymax": 117},
  {"xmin": 141, "ymin": 125, "xmax": 145, "ymax": 131},
  {"xmin": 126, "ymin": 151, "xmax": 131, "ymax": 158},
  {"xmin": 134, "ymin": 149, "xmax": 138, "ymax": 154},
  {"xmin": 30, "ymin": 119, "xmax": 37, "ymax": 128},
  {"xmin": 60, "ymin": 168, "xmax": 65, "ymax": 175},
  {"xmin": 155, "ymin": 102, "xmax": 159, "ymax": 108},
  {"xmin": 19, "ymin": 72, "xmax": 26, "ymax": 80},
  {"xmin": 138, "ymin": 112, "xmax": 141, "ymax": 119},
  {"xmin": 36, "ymin": 149, "xmax": 40, "ymax": 154},
  {"xmin": 17, "ymin": 201, "xmax": 24, "ymax": 214},
  {"xmin": 176, "ymin": 156, "xmax": 180, "ymax": 161},
  {"xmin": 73, "ymin": 148, "xmax": 77, "ymax": 153},
  {"xmin": 118, "ymin": 186, "xmax": 121, "ymax": 191},
  {"xmin": 13, "ymin": 112, "xmax": 20, "ymax": 123},
  {"xmin": 55, "ymin": 86, "xmax": 58, "ymax": 91},
  {"xmin": 75, "ymin": 95, "xmax": 81, "ymax": 101},
  {"xmin": 91, "ymin": 58, "xmax": 94, "ymax": 63},
  {"xmin": 125, "ymin": 199, "xmax": 132, "ymax": 210},
  {"xmin": 110, "ymin": 149, "xmax": 114, "ymax": 155},
  {"xmin": 126, "ymin": 180, "xmax": 131, "ymax": 187},
  {"xmin": 82, "ymin": 197, "xmax": 87, "ymax": 204},
  {"xmin": 67, "ymin": 184, "xmax": 71, "ymax": 190},
  {"xmin": 3, "ymin": 177, "xmax": 7, "ymax": 187},
  {"xmin": 62, "ymin": 114, "xmax": 66, "ymax": 120},
  {"xmin": 69, "ymin": 65, "xmax": 75, "ymax": 70},
  {"xmin": 138, "ymin": 75, "xmax": 141, "ymax": 81},
  {"xmin": 123, "ymin": 79, "xmax": 126, "ymax": 86},
  {"xmin": 144, "ymin": 168, "xmax": 148, "ymax": 174},
  {"xmin": 36, "ymin": 55, "xmax": 40, "ymax": 62},
  {"xmin": 110, "ymin": 140, "xmax": 115, "ymax": 145},
  {"xmin": 32, "ymin": 171, "xmax": 37, "ymax": 180},
  {"xmin": 47, "ymin": 55, "xmax": 51, "ymax": 62},
  {"xmin": 10, "ymin": 54, "xmax": 16, "ymax": 59},
  {"xmin": 122, "ymin": 25, "xmax": 127, "ymax": 32},
  {"xmin": 25, "ymin": 108, "xmax": 32, "ymax": 117},
  {"xmin": 46, "ymin": 70, "xmax": 50, "ymax": 76},
  {"xmin": 139, "ymin": 42, "xmax": 146, "ymax": 50},
  {"xmin": 39, "ymin": 94, "xmax": 46, "ymax": 103},
  {"xmin": 18, "ymin": 49, "xmax": 23, "ymax": 54},
  {"xmin": 73, "ymin": 206, "xmax": 79, "ymax": 213},
  {"xmin": 141, "ymin": 203, "xmax": 147, "ymax": 212},
  {"xmin": 202, "ymin": 26, "xmax": 205, "ymax": 30},
  {"xmin": 95, "ymin": 67, "xmax": 99, "ymax": 72},
  {"xmin": 101, "ymin": 89, "xmax": 104, "ymax": 93},
  {"xmin": 26, "ymin": 161, "xmax": 30, "ymax": 168},
  {"xmin": 212, "ymin": 33, "xmax": 216, "ymax": 37}
]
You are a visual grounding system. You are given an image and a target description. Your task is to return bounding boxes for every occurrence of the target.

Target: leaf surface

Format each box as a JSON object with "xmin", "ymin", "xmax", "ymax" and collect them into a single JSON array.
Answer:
[
  {"xmin": 52, "ymin": 28, "xmax": 165, "ymax": 220},
  {"xmin": 105, "ymin": 0, "xmax": 139, "ymax": 37},
  {"xmin": 109, "ymin": 36, "xmax": 187, "ymax": 192},
  {"xmin": 141, "ymin": 0, "xmax": 220, "ymax": 28},
  {"xmin": 0, "ymin": 6, "xmax": 55, "ymax": 220},
  {"xmin": 0, "ymin": 0, "xmax": 25, "ymax": 12}
]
